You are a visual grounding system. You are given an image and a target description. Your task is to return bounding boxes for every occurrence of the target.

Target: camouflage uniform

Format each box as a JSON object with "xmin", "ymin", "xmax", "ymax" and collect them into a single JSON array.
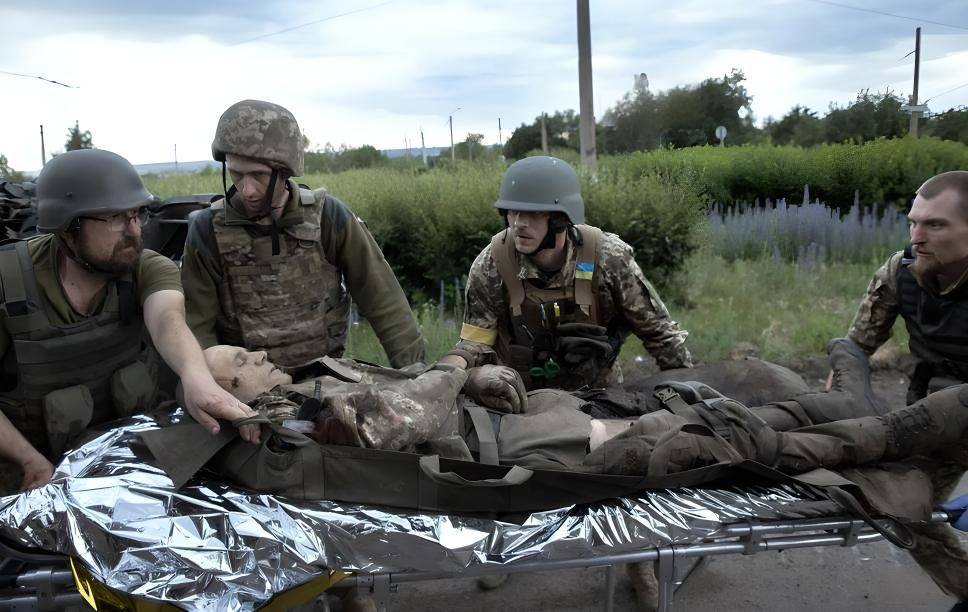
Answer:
[
  {"xmin": 457, "ymin": 229, "xmax": 692, "ymax": 388},
  {"xmin": 848, "ymin": 250, "xmax": 968, "ymax": 602}
]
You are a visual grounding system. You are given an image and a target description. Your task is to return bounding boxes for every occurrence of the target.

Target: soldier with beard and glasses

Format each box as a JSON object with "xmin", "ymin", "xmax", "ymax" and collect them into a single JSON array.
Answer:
[{"xmin": 0, "ymin": 149, "xmax": 261, "ymax": 497}]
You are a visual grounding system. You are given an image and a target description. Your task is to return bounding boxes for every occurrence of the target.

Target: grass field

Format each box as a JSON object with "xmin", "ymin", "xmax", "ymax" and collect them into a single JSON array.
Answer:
[{"xmin": 345, "ymin": 249, "xmax": 908, "ymax": 367}]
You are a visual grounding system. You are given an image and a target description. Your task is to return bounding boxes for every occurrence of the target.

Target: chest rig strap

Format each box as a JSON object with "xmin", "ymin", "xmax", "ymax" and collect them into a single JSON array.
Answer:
[{"xmin": 490, "ymin": 224, "xmax": 603, "ymax": 319}]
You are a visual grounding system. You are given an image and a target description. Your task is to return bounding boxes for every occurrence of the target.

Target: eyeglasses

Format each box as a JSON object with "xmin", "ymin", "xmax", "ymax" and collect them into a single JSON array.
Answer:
[{"xmin": 80, "ymin": 207, "xmax": 149, "ymax": 232}]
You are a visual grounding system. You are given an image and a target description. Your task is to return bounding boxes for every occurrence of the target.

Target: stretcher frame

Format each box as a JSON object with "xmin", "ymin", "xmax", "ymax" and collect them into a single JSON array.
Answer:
[{"xmin": 0, "ymin": 510, "xmax": 951, "ymax": 612}]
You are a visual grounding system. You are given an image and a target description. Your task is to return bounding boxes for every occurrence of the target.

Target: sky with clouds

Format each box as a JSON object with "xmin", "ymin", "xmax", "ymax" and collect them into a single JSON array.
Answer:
[{"xmin": 1, "ymin": 0, "xmax": 966, "ymax": 171}]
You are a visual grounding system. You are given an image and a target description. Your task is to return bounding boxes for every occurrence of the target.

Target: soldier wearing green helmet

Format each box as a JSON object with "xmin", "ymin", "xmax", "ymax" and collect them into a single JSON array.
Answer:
[
  {"xmin": 442, "ymin": 156, "xmax": 692, "ymax": 401},
  {"xmin": 0, "ymin": 149, "xmax": 260, "ymax": 496},
  {"xmin": 181, "ymin": 99, "xmax": 425, "ymax": 369},
  {"xmin": 438, "ymin": 156, "xmax": 691, "ymax": 603}
]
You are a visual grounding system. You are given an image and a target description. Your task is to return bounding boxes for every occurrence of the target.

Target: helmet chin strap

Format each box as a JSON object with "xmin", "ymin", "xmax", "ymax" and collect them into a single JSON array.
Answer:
[
  {"xmin": 499, "ymin": 210, "xmax": 571, "ymax": 256},
  {"xmin": 56, "ymin": 231, "xmax": 101, "ymax": 275}
]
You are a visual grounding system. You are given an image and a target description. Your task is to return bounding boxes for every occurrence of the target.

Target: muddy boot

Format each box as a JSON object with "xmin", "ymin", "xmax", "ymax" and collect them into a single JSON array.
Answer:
[
  {"xmin": 883, "ymin": 385, "xmax": 968, "ymax": 460},
  {"xmin": 476, "ymin": 573, "xmax": 509, "ymax": 590},
  {"xmin": 779, "ymin": 338, "xmax": 885, "ymax": 426},
  {"xmin": 627, "ymin": 561, "xmax": 659, "ymax": 612}
]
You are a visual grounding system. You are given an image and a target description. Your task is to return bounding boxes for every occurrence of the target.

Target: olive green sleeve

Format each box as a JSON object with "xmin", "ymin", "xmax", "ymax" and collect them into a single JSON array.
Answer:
[
  {"xmin": 323, "ymin": 197, "xmax": 426, "ymax": 367},
  {"xmin": 180, "ymin": 210, "xmax": 224, "ymax": 349},
  {"xmin": 136, "ymin": 249, "xmax": 183, "ymax": 302}
]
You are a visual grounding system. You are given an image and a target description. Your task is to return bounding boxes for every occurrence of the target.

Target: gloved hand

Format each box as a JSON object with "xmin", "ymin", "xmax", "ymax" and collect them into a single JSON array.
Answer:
[
  {"xmin": 941, "ymin": 494, "xmax": 968, "ymax": 531},
  {"xmin": 464, "ymin": 365, "xmax": 527, "ymax": 414},
  {"xmin": 556, "ymin": 322, "xmax": 613, "ymax": 365}
]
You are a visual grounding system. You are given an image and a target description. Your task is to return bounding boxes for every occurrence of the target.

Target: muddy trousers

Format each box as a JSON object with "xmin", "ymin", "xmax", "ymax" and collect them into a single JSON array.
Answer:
[{"xmin": 768, "ymin": 385, "xmax": 968, "ymax": 602}]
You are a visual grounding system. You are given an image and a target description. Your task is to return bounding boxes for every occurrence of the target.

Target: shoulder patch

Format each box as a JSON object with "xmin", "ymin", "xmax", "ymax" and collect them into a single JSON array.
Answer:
[{"xmin": 322, "ymin": 195, "xmax": 353, "ymax": 234}]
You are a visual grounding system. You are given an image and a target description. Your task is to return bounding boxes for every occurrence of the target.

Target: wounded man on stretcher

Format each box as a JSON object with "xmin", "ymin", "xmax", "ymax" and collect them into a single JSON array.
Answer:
[{"xmin": 140, "ymin": 339, "xmax": 967, "ymax": 529}]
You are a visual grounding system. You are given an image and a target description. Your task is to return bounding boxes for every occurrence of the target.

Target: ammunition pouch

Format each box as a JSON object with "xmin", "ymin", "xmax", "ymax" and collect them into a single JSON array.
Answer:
[{"xmin": 43, "ymin": 385, "xmax": 94, "ymax": 459}]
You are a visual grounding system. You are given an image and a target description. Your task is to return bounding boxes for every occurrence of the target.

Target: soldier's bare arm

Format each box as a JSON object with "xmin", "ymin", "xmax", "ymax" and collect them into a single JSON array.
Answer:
[
  {"xmin": 143, "ymin": 289, "xmax": 259, "ymax": 443},
  {"xmin": 0, "ymin": 411, "xmax": 53, "ymax": 490},
  {"xmin": 326, "ymin": 197, "xmax": 426, "ymax": 367}
]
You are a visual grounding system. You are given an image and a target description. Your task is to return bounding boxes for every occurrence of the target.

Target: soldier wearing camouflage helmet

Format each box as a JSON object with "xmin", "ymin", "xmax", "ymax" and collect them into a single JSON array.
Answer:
[
  {"xmin": 0, "ymin": 149, "xmax": 259, "ymax": 496},
  {"xmin": 181, "ymin": 99, "xmax": 425, "ymax": 369}
]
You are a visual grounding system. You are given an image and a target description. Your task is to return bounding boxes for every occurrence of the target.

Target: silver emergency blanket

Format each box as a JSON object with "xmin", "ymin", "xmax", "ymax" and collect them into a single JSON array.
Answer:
[{"xmin": 0, "ymin": 414, "xmax": 840, "ymax": 610}]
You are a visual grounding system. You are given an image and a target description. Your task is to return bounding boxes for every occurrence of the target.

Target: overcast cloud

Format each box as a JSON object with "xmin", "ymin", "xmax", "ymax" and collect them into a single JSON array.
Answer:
[{"xmin": 1, "ymin": 0, "xmax": 966, "ymax": 170}]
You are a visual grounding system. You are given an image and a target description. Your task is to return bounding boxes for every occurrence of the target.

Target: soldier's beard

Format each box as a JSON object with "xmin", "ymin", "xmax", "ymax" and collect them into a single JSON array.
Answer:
[{"xmin": 76, "ymin": 234, "xmax": 143, "ymax": 276}]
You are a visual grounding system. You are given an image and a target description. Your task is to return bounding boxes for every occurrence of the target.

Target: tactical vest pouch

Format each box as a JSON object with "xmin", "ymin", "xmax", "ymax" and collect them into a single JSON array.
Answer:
[
  {"xmin": 110, "ymin": 361, "xmax": 154, "ymax": 418},
  {"xmin": 43, "ymin": 385, "xmax": 94, "ymax": 459}
]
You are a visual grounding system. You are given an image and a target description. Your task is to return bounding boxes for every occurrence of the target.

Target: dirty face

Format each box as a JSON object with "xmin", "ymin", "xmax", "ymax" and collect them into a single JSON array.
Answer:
[
  {"xmin": 908, "ymin": 189, "xmax": 968, "ymax": 278},
  {"xmin": 203, "ymin": 345, "xmax": 292, "ymax": 403},
  {"xmin": 507, "ymin": 209, "xmax": 550, "ymax": 254},
  {"xmin": 225, "ymin": 153, "xmax": 289, "ymax": 218}
]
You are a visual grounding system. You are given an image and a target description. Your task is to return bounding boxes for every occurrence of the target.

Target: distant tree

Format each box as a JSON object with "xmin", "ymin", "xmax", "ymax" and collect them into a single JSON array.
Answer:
[
  {"xmin": 764, "ymin": 105, "xmax": 824, "ymax": 147},
  {"xmin": 600, "ymin": 68, "xmax": 757, "ymax": 151},
  {"xmin": 65, "ymin": 120, "xmax": 93, "ymax": 151},
  {"xmin": 823, "ymin": 90, "xmax": 906, "ymax": 143},
  {"xmin": 503, "ymin": 110, "xmax": 579, "ymax": 159},
  {"xmin": 304, "ymin": 143, "xmax": 385, "ymax": 173},
  {"xmin": 924, "ymin": 106, "xmax": 968, "ymax": 144},
  {"xmin": 0, "ymin": 154, "xmax": 26, "ymax": 182}
]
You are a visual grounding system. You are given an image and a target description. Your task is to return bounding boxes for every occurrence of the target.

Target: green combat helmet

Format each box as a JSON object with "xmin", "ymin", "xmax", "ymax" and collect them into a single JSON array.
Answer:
[
  {"xmin": 36, "ymin": 148, "xmax": 154, "ymax": 234},
  {"xmin": 495, "ymin": 156, "xmax": 585, "ymax": 225},
  {"xmin": 211, "ymin": 99, "xmax": 304, "ymax": 177}
]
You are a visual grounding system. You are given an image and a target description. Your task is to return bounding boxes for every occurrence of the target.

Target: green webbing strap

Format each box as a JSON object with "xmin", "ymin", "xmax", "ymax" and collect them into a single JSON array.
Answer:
[
  {"xmin": 490, "ymin": 231, "xmax": 526, "ymax": 317},
  {"xmin": 0, "ymin": 248, "xmax": 26, "ymax": 305},
  {"xmin": 572, "ymin": 224, "xmax": 602, "ymax": 319},
  {"xmin": 653, "ymin": 386, "xmax": 694, "ymax": 417},
  {"xmin": 464, "ymin": 404, "xmax": 499, "ymax": 465}
]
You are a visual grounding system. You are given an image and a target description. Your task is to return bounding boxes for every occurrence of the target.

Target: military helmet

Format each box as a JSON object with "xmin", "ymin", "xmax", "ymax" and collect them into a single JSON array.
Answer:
[
  {"xmin": 36, "ymin": 149, "xmax": 154, "ymax": 234},
  {"xmin": 211, "ymin": 99, "xmax": 305, "ymax": 176},
  {"xmin": 494, "ymin": 156, "xmax": 585, "ymax": 224}
]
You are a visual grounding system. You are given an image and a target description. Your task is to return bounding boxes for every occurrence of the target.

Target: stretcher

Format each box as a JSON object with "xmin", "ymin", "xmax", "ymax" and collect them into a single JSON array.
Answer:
[{"xmin": 0, "ymin": 416, "xmax": 954, "ymax": 612}]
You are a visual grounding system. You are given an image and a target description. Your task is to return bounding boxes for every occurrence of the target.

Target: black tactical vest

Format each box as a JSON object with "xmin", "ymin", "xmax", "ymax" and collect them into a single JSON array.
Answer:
[
  {"xmin": 0, "ymin": 240, "xmax": 145, "ymax": 457},
  {"xmin": 895, "ymin": 245, "xmax": 968, "ymax": 400}
]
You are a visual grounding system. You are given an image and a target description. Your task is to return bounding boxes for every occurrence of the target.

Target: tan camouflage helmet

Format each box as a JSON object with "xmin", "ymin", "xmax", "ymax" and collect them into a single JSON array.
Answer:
[{"xmin": 211, "ymin": 99, "xmax": 304, "ymax": 176}]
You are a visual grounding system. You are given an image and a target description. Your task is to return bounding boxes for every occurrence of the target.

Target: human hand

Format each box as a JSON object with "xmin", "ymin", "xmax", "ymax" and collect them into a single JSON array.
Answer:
[
  {"xmin": 941, "ymin": 494, "xmax": 968, "ymax": 531},
  {"xmin": 464, "ymin": 365, "xmax": 528, "ymax": 413},
  {"xmin": 19, "ymin": 453, "xmax": 54, "ymax": 491},
  {"xmin": 180, "ymin": 373, "xmax": 261, "ymax": 443},
  {"xmin": 556, "ymin": 322, "xmax": 613, "ymax": 365}
]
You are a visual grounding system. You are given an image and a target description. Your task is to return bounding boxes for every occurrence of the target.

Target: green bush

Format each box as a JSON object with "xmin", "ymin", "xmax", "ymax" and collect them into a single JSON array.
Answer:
[
  {"xmin": 145, "ymin": 161, "xmax": 705, "ymax": 299},
  {"xmin": 607, "ymin": 138, "xmax": 968, "ymax": 208}
]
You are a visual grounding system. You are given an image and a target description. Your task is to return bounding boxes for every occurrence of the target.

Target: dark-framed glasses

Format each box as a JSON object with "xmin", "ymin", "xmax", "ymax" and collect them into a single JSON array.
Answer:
[{"xmin": 80, "ymin": 207, "xmax": 149, "ymax": 232}]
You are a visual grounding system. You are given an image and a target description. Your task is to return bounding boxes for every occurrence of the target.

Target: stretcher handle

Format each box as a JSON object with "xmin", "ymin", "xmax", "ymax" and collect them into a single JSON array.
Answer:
[{"xmin": 419, "ymin": 455, "xmax": 533, "ymax": 487}]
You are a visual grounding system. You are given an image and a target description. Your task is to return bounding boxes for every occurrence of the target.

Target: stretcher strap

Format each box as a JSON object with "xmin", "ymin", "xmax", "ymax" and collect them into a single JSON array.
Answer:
[{"xmin": 464, "ymin": 404, "xmax": 499, "ymax": 465}]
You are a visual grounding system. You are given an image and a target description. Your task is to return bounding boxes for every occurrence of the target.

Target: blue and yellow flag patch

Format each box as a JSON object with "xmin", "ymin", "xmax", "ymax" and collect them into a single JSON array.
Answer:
[{"xmin": 575, "ymin": 261, "xmax": 595, "ymax": 280}]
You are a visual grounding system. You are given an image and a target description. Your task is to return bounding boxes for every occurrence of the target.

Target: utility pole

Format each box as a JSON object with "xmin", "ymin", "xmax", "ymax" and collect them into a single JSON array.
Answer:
[
  {"xmin": 540, "ymin": 113, "xmax": 549, "ymax": 153},
  {"xmin": 420, "ymin": 129, "xmax": 427, "ymax": 166},
  {"xmin": 909, "ymin": 27, "xmax": 922, "ymax": 138},
  {"xmin": 498, "ymin": 118, "xmax": 503, "ymax": 147},
  {"xmin": 174, "ymin": 144, "xmax": 178, "ymax": 172},
  {"xmin": 449, "ymin": 115, "xmax": 455, "ymax": 161},
  {"xmin": 39, "ymin": 124, "xmax": 47, "ymax": 167},
  {"xmin": 576, "ymin": 0, "xmax": 597, "ymax": 170}
]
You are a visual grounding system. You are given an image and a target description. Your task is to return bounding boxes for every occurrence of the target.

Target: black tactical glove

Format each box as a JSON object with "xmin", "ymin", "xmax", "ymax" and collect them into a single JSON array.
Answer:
[
  {"xmin": 464, "ymin": 365, "xmax": 528, "ymax": 414},
  {"xmin": 556, "ymin": 322, "xmax": 613, "ymax": 365}
]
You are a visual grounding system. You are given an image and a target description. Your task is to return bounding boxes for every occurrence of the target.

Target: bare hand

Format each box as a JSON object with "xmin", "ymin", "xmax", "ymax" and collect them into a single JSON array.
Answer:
[
  {"xmin": 464, "ymin": 365, "xmax": 528, "ymax": 413},
  {"xmin": 181, "ymin": 374, "xmax": 261, "ymax": 444},
  {"xmin": 19, "ymin": 454, "xmax": 54, "ymax": 491}
]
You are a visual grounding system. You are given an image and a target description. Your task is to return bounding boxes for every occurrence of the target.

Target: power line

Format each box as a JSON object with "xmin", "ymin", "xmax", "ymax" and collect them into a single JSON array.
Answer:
[
  {"xmin": 803, "ymin": 0, "xmax": 968, "ymax": 31},
  {"xmin": 923, "ymin": 81, "xmax": 968, "ymax": 104},
  {"xmin": 231, "ymin": 1, "xmax": 396, "ymax": 46},
  {"xmin": 0, "ymin": 69, "xmax": 76, "ymax": 88}
]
